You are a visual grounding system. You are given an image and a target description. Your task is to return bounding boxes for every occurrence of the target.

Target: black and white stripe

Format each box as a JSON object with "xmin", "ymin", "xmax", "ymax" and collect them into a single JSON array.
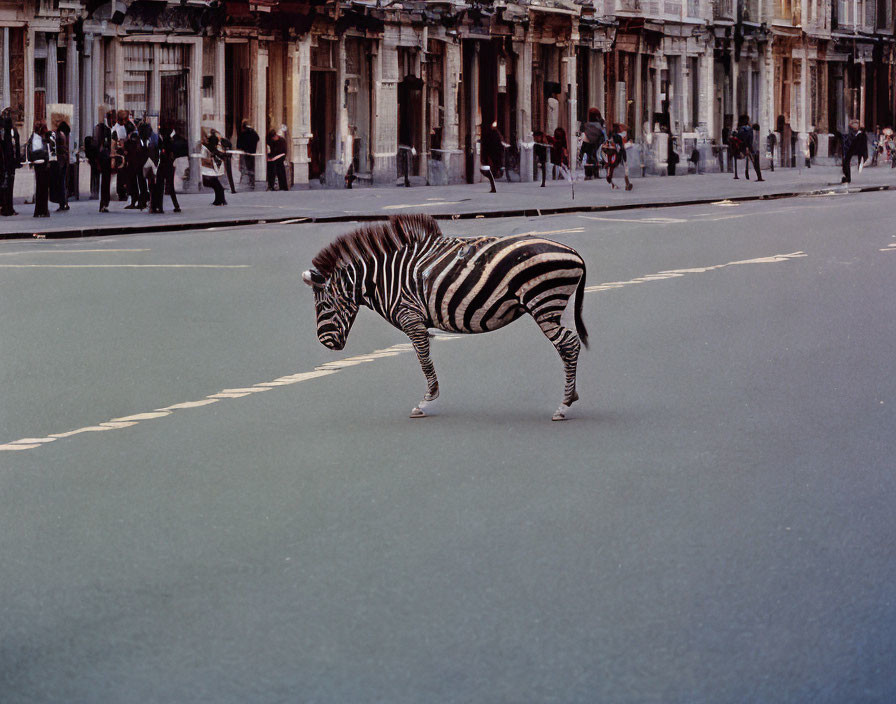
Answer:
[{"xmin": 303, "ymin": 215, "xmax": 589, "ymax": 420}]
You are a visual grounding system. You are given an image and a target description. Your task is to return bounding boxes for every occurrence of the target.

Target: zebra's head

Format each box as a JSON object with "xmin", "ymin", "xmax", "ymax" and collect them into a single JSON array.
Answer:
[{"xmin": 302, "ymin": 267, "xmax": 358, "ymax": 351}]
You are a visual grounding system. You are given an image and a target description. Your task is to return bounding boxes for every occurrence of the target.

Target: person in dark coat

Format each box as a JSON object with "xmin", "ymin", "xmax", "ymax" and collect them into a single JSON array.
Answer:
[
  {"xmin": 150, "ymin": 125, "xmax": 181, "ymax": 214},
  {"xmin": 50, "ymin": 119, "xmax": 70, "ymax": 211},
  {"xmin": 26, "ymin": 120, "xmax": 51, "ymax": 218},
  {"xmin": 217, "ymin": 132, "xmax": 237, "ymax": 194},
  {"xmin": 550, "ymin": 126, "xmax": 570, "ymax": 180},
  {"xmin": 266, "ymin": 129, "xmax": 288, "ymax": 191},
  {"xmin": 93, "ymin": 110, "xmax": 114, "ymax": 212},
  {"xmin": 236, "ymin": 119, "xmax": 260, "ymax": 188},
  {"xmin": 123, "ymin": 129, "xmax": 149, "ymax": 209},
  {"xmin": 0, "ymin": 107, "xmax": 20, "ymax": 216},
  {"xmin": 841, "ymin": 119, "xmax": 868, "ymax": 184},
  {"xmin": 479, "ymin": 121, "xmax": 506, "ymax": 193}
]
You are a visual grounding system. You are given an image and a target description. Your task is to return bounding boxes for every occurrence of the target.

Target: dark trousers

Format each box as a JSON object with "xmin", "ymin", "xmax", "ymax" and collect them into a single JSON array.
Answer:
[
  {"xmin": 267, "ymin": 159, "xmax": 287, "ymax": 191},
  {"xmin": 129, "ymin": 168, "xmax": 148, "ymax": 207},
  {"xmin": 1, "ymin": 170, "xmax": 15, "ymax": 215},
  {"xmin": 842, "ymin": 138, "xmax": 868, "ymax": 183},
  {"xmin": 98, "ymin": 158, "xmax": 111, "ymax": 210},
  {"xmin": 224, "ymin": 156, "xmax": 236, "ymax": 194},
  {"xmin": 203, "ymin": 174, "xmax": 226, "ymax": 204},
  {"xmin": 152, "ymin": 167, "xmax": 180, "ymax": 212},
  {"xmin": 116, "ymin": 166, "xmax": 128, "ymax": 200},
  {"xmin": 90, "ymin": 163, "xmax": 100, "ymax": 199},
  {"xmin": 33, "ymin": 164, "xmax": 50, "ymax": 216}
]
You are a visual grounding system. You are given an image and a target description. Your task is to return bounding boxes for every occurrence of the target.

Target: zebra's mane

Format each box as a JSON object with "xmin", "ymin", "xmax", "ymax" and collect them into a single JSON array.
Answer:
[{"xmin": 311, "ymin": 214, "xmax": 443, "ymax": 279}]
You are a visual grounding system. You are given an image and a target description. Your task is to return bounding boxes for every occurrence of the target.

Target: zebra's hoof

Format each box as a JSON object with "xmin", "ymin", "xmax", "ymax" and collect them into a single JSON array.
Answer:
[
  {"xmin": 410, "ymin": 407, "xmax": 428, "ymax": 419},
  {"xmin": 552, "ymin": 404, "xmax": 571, "ymax": 421}
]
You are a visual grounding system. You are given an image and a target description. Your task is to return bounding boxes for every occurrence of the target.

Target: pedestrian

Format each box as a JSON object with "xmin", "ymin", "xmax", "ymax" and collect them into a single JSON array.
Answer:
[
  {"xmin": 123, "ymin": 129, "xmax": 148, "ymax": 209},
  {"xmin": 0, "ymin": 107, "xmax": 20, "ymax": 216},
  {"xmin": 266, "ymin": 129, "xmax": 288, "ymax": 191},
  {"xmin": 581, "ymin": 107, "xmax": 605, "ymax": 180},
  {"xmin": 201, "ymin": 132, "xmax": 228, "ymax": 206},
  {"xmin": 219, "ymin": 132, "xmax": 237, "ymax": 194},
  {"xmin": 550, "ymin": 126, "xmax": 570, "ymax": 180},
  {"xmin": 478, "ymin": 121, "xmax": 506, "ymax": 194},
  {"xmin": 50, "ymin": 117, "xmax": 70, "ymax": 211},
  {"xmin": 112, "ymin": 110, "xmax": 133, "ymax": 201},
  {"xmin": 26, "ymin": 119, "xmax": 51, "ymax": 218},
  {"xmin": 93, "ymin": 109, "xmax": 114, "ymax": 213},
  {"xmin": 237, "ymin": 119, "xmax": 260, "ymax": 189},
  {"xmin": 150, "ymin": 125, "xmax": 181, "ymax": 214},
  {"xmin": 841, "ymin": 119, "xmax": 868, "ymax": 184},
  {"xmin": 138, "ymin": 122, "xmax": 161, "ymax": 213},
  {"xmin": 603, "ymin": 123, "xmax": 633, "ymax": 191}
]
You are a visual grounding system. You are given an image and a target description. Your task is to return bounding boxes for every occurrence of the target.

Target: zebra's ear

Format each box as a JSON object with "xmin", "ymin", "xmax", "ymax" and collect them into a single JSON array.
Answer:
[{"xmin": 302, "ymin": 269, "xmax": 326, "ymax": 287}]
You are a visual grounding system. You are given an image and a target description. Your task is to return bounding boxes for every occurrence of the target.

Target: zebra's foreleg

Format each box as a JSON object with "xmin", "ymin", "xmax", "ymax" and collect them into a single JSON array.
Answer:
[
  {"xmin": 402, "ymin": 319, "xmax": 440, "ymax": 418},
  {"xmin": 534, "ymin": 314, "xmax": 581, "ymax": 421}
]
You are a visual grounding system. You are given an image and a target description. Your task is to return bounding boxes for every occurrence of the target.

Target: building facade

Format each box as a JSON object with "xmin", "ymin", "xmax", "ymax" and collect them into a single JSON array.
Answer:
[{"xmin": 2, "ymin": 0, "xmax": 893, "ymax": 189}]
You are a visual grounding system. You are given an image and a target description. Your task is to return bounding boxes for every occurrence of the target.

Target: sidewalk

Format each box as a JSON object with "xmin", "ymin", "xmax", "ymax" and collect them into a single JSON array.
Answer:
[{"xmin": 2, "ymin": 164, "xmax": 894, "ymax": 239}]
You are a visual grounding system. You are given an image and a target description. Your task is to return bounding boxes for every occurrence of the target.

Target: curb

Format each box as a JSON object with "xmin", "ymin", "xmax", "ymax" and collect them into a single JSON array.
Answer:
[{"xmin": 2, "ymin": 183, "xmax": 892, "ymax": 240}]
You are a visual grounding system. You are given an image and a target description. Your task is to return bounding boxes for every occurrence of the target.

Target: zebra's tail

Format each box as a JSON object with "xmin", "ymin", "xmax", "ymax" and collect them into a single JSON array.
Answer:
[{"xmin": 574, "ymin": 264, "xmax": 590, "ymax": 350}]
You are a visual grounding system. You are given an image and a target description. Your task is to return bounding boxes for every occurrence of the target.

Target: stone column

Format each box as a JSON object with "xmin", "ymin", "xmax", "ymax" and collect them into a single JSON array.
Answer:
[
  {"xmin": 188, "ymin": 39, "xmax": 203, "ymax": 193},
  {"xmin": 516, "ymin": 39, "xmax": 533, "ymax": 182},
  {"xmin": 151, "ymin": 44, "xmax": 162, "ymax": 129},
  {"xmin": 47, "ymin": 35, "xmax": 58, "ymax": 107},
  {"xmin": 336, "ymin": 36, "xmax": 349, "ymax": 167},
  {"xmin": 215, "ymin": 38, "xmax": 226, "ymax": 135},
  {"xmin": 251, "ymin": 39, "xmax": 268, "ymax": 188},
  {"xmin": 442, "ymin": 39, "xmax": 462, "ymax": 183},
  {"xmin": 371, "ymin": 37, "xmax": 398, "ymax": 184},
  {"xmin": 289, "ymin": 36, "xmax": 311, "ymax": 188},
  {"xmin": 468, "ymin": 41, "xmax": 480, "ymax": 181},
  {"xmin": 66, "ymin": 30, "xmax": 79, "ymax": 153},
  {"xmin": 81, "ymin": 34, "xmax": 94, "ymax": 144},
  {"xmin": 700, "ymin": 49, "xmax": 714, "ymax": 140},
  {"xmin": 1, "ymin": 29, "xmax": 10, "ymax": 110},
  {"xmin": 634, "ymin": 49, "xmax": 644, "ymax": 139},
  {"xmin": 564, "ymin": 44, "xmax": 577, "ymax": 166}
]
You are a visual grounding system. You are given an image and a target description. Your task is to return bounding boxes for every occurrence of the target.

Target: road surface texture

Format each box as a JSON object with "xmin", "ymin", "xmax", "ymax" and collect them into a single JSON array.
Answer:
[{"xmin": 1, "ymin": 192, "xmax": 895, "ymax": 702}]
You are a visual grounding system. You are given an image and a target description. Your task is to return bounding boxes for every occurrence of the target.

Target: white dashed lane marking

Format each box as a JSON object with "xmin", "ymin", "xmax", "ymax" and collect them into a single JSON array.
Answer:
[
  {"xmin": 585, "ymin": 252, "xmax": 807, "ymax": 293},
  {"xmin": 1, "ymin": 252, "xmax": 808, "ymax": 453}
]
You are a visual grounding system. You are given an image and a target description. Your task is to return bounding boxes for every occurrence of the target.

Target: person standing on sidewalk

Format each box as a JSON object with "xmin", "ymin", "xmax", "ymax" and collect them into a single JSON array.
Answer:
[
  {"xmin": 201, "ymin": 132, "xmax": 228, "ymax": 206},
  {"xmin": 0, "ymin": 107, "xmax": 20, "ymax": 216},
  {"xmin": 266, "ymin": 129, "xmax": 288, "ymax": 191},
  {"xmin": 50, "ymin": 118, "xmax": 70, "ymax": 212},
  {"xmin": 26, "ymin": 120, "xmax": 51, "ymax": 218},
  {"xmin": 237, "ymin": 120, "xmax": 259, "ymax": 189},
  {"xmin": 479, "ymin": 121, "xmax": 505, "ymax": 194},
  {"xmin": 150, "ymin": 125, "xmax": 181, "ymax": 214},
  {"xmin": 112, "ymin": 110, "xmax": 133, "ymax": 202},
  {"xmin": 580, "ymin": 108, "xmax": 605, "ymax": 181},
  {"xmin": 93, "ymin": 110, "xmax": 114, "ymax": 213}
]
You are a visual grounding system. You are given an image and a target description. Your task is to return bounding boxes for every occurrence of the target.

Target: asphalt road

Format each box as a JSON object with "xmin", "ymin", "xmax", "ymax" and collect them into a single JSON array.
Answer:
[{"xmin": 1, "ymin": 193, "xmax": 895, "ymax": 702}]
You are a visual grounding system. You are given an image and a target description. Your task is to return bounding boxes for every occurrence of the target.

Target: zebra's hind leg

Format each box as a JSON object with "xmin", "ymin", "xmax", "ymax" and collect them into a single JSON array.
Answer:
[
  {"xmin": 532, "ymin": 313, "xmax": 581, "ymax": 421},
  {"xmin": 401, "ymin": 317, "xmax": 440, "ymax": 418}
]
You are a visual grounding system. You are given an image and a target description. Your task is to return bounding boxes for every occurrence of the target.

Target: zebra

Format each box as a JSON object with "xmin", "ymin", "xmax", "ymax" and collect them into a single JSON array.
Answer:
[{"xmin": 302, "ymin": 214, "xmax": 589, "ymax": 421}]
